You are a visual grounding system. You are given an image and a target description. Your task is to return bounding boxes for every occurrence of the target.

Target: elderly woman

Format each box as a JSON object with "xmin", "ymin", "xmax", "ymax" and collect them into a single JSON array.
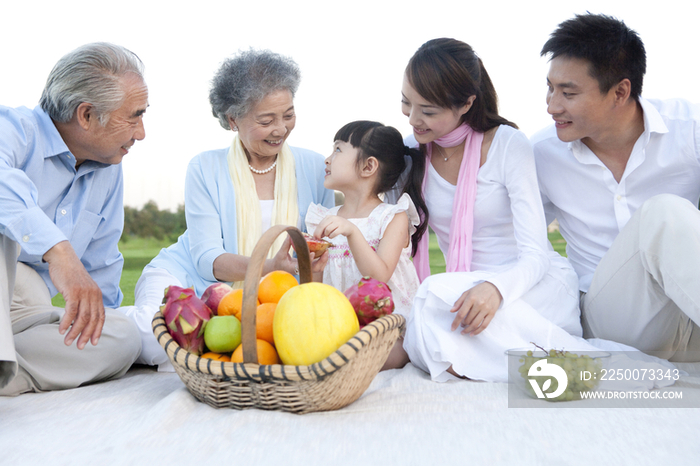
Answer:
[{"xmin": 123, "ymin": 50, "xmax": 334, "ymax": 370}]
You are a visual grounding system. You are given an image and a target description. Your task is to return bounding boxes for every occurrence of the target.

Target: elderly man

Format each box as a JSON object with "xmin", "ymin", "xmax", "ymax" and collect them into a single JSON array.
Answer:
[
  {"xmin": 0, "ymin": 43, "xmax": 147, "ymax": 395},
  {"xmin": 532, "ymin": 14, "xmax": 700, "ymax": 361}
]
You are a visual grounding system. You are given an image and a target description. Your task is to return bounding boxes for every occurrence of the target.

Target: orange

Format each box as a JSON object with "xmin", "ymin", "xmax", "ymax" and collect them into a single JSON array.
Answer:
[
  {"xmin": 200, "ymin": 352, "xmax": 231, "ymax": 362},
  {"xmin": 256, "ymin": 302, "xmax": 277, "ymax": 345},
  {"xmin": 230, "ymin": 339, "xmax": 281, "ymax": 365},
  {"xmin": 258, "ymin": 271, "xmax": 298, "ymax": 304},
  {"xmin": 218, "ymin": 289, "xmax": 259, "ymax": 320}
]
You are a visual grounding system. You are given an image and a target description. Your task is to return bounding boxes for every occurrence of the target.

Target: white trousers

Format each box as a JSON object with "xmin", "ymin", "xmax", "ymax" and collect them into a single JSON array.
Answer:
[
  {"xmin": 119, "ymin": 266, "xmax": 182, "ymax": 371},
  {"xmin": 583, "ymin": 194, "xmax": 700, "ymax": 362},
  {"xmin": 0, "ymin": 234, "xmax": 141, "ymax": 395}
]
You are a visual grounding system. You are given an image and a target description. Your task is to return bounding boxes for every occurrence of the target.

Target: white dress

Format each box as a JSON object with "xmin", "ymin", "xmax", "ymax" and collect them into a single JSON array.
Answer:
[
  {"xmin": 305, "ymin": 193, "xmax": 420, "ymax": 317},
  {"xmin": 403, "ymin": 126, "xmax": 583, "ymax": 382}
]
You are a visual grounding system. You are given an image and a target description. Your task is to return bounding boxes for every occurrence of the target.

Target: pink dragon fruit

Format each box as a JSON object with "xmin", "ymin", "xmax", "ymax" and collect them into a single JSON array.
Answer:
[
  {"xmin": 344, "ymin": 277, "xmax": 395, "ymax": 327},
  {"xmin": 161, "ymin": 285, "xmax": 213, "ymax": 355}
]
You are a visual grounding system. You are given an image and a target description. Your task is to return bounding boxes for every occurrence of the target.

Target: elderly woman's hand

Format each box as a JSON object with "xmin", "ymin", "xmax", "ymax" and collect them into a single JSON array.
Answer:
[{"xmin": 265, "ymin": 235, "xmax": 297, "ymax": 276}]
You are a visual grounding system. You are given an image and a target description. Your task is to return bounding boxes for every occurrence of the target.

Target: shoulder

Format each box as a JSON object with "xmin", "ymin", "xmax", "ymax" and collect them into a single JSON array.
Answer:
[
  {"xmin": 643, "ymin": 97, "xmax": 700, "ymax": 122},
  {"xmin": 488, "ymin": 125, "xmax": 533, "ymax": 158},
  {"xmin": 492, "ymin": 124, "xmax": 528, "ymax": 145},
  {"xmin": 529, "ymin": 124, "xmax": 568, "ymax": 162},
  {"xmin": 0, "ymin": 105, "xmax": 42, "ymax": 138},
  {"xmin": 190, "ymin": 147, "xmax": 229, "ymax": 165},
  {"xmin": 529, "ymin": 124, "xmax": 559, "ymax": 147},
  {"xmin": 186, "ymin": 147, "xmax": 230, "ymax": 176}
]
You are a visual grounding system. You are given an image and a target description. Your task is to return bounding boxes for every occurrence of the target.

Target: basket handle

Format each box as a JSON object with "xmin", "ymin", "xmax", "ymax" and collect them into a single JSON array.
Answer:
[{"xmin": 241, "ymin": 225, "xmax": 312, "ymax": 364}]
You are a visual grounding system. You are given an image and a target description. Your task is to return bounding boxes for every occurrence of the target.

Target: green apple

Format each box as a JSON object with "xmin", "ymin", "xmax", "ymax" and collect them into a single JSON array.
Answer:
[{"xmin": 203, "ymin": 315, "xmax": 242, "ymax": 353}]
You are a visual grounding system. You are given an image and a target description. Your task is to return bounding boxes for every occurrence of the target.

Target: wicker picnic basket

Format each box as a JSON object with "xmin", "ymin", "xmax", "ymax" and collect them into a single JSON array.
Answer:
[{"xmin": 151, "ymin": 225, "xmax": 405, "ymax": 414}]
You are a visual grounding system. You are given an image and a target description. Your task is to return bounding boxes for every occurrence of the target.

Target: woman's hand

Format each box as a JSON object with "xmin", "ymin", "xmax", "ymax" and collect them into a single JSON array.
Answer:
[
  {"xmin": 266, "ymin": 234, "xmax": 297, "ymax": 276},
  {"xmin": 450, "ymin": 281, "xmax": 503, "ymax": 336},
  {"xmin": 314, "ymin": 215, "xmax": 358, "ymax": 240},
  {"xmin": 310, "ymin": 250, "xmax": 329, "ymax": 282}
]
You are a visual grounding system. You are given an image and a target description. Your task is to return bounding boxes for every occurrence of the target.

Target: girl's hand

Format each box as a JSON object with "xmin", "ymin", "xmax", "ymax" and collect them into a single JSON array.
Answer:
[
  {"xmin": 314, "ymin": 215, "xmax": 357, "ymax": 240},
  {"xmin": 449, "ymin": 282, "xmax": 503, "ymax": 336}
]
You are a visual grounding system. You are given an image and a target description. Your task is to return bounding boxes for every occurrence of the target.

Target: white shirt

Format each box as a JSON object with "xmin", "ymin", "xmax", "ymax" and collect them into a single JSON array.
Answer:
[
  {"xmin": 260, "ymin": 199, "xmax": 274, "ymax": 233},
  {"xmin": 426, "ymin": 125, "xmax": 552, "ymax": 308},
  {"xmin": 424, "ymin": 162, "xmax": 455, "ymax": 256},
  {"xmin": 532, "ymin": 97, "xmax": 700, "ymax": 292}
]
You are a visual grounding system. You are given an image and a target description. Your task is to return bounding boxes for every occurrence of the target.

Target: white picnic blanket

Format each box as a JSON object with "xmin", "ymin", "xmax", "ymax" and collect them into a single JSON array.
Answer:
[{"xmin": 2, "ymin": 362, "xmax": 700, "ymax": 465}]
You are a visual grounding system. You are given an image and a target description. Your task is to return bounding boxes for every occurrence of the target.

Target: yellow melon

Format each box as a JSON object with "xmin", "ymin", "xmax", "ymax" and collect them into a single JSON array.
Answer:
[{"xmin": 273, "ymin": 282, "xmax": 359, "ymax": 365}]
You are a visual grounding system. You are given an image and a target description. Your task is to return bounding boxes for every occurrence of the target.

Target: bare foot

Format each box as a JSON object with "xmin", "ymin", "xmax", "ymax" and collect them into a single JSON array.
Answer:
[{"xmin": 447, "ymin": 366, "xmax": 470, "ymax": 380}]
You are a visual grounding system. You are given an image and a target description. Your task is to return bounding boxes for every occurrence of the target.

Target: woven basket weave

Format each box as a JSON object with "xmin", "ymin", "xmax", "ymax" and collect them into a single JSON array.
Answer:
[{"xmin": 152, "ymin": 225, "xmax": 405, "ymax": 414}]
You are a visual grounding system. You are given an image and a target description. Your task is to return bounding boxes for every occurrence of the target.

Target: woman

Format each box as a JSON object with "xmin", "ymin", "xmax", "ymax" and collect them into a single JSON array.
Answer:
[
  {"xmin": 123, "ymin": 50, "xmax": 334, "ymax": 370},
  {"xmin": 390, "ymin": 39, "xmax": 583, "ymax": 381}
]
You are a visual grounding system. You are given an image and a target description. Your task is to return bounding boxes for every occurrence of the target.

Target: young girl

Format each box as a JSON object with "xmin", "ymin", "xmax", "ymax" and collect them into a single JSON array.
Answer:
[{"xmin": 305, "ymin": 120, "xmax": 428, "ymax": 318}]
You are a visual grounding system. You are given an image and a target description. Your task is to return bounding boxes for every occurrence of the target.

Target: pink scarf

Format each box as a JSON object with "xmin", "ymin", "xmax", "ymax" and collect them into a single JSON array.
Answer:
[{"xmin": 414, "ymin": 124, "xmax": 484, "ymax": 282}]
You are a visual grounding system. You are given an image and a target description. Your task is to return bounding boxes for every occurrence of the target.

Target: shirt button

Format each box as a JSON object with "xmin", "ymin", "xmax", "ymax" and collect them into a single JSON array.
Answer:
[
  {"xmin": 616, "ymin": 195, "xmax": 622, "ymax": 201},
  {"xmin": 61, "ymin": 209, "xmax": 67, "ymax": 215},
  {"xmin": 22, "ymin": 235, "xmax": 30, "ymax": 242}
]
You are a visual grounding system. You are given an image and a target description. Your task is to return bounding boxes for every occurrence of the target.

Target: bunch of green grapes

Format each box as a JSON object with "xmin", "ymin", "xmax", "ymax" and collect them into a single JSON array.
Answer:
[{"xmin": 517, "ymin": 344, "xmax": 605, "ymax": 402}]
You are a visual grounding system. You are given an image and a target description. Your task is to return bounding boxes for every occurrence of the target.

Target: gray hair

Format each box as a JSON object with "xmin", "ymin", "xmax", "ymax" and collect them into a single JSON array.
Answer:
[
  {"xmin": 209, "ymin": 49, "xmax": 300, "ymax": 130},
  {"xmin": 39, "ymin": 42, "xmax": 145, "ymax": 125}
]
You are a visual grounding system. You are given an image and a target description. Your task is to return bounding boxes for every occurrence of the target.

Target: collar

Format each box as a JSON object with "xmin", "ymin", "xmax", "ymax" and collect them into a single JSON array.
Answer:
[
  {"xmin": 33, "ymin": 106, "xmax": 71, "ymax": 160},
  {"xmin": 34, "ymin": 106, "xmax": 108, "ymax": 173}
]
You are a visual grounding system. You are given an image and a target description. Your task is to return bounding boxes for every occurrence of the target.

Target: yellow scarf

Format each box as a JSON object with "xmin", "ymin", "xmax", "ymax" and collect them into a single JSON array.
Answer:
[{"xmin": 227, "ymin": 135, "xmax": 298, "ymax": 287}]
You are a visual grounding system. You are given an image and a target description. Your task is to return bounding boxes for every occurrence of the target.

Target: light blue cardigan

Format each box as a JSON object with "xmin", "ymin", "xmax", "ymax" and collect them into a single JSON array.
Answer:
[{"xmin": 147, "ymin": 145, "xmax": 334, "ymax": 296}]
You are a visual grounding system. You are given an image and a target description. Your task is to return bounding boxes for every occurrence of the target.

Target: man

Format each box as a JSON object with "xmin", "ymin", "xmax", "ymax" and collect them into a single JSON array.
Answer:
[
  {"xmin": 0, "ymin": 43, "xmax": 147, "ymax": 395},
  {"xmin": 532, "ymin": 13, "xmax": 700, "ymax": 361}
]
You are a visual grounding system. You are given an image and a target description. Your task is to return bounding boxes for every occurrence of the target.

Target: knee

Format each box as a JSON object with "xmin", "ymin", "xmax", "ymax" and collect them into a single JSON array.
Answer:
[
  {"xmin": 642, "ymin": 194, "xmax": 695, "ymax": 218},
  {"xmin": 640, "ymin": 194, "xmax": 700, "ymax": 233}
]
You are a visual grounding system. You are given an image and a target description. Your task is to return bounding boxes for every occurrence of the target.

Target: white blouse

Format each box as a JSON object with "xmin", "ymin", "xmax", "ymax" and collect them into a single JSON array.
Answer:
[{"xmin": 426, "ymin": 125, "xmax": 553, "ymax": 308}]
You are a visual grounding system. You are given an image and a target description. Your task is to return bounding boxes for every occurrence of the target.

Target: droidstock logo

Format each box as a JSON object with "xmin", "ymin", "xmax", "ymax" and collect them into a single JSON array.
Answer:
[{"xmin": 528, "ymin": 359, "xmax": 569, "ymax": 399}]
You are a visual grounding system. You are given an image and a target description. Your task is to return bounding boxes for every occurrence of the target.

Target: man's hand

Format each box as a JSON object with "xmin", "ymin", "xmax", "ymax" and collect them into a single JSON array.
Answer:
[
  {"xmin": 43, "ymin": 241, "xmax": 105, "ymax": 349},
  {"xmin": 450, "ymin": 281, "xmax": 503, "ymax": 336}
]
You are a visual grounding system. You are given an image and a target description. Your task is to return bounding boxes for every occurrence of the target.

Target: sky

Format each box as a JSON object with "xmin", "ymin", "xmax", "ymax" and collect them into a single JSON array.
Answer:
[{"xmin": 2, "ymin": 0, "xmax": 699, "ymax": 211}]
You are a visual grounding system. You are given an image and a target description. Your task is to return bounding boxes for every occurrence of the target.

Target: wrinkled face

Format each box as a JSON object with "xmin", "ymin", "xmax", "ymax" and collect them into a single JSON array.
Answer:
[
  {"xmin": 324, "ymin": 140, "xmax": 359, "ymax": 191},
  {"xmin": 546, "ymin": 56, "xmax": 617, "ymax": 143},
  {"xmin": 400, "ymin": 75, "xmax": 472, "ymax": 145},
  {"xmin": 229, "ymin": 89, "xmax": 296, "ymax": 160},
  {"xmin": 80, "ymin": 73, "xmax": 148, "ymax": 165}
]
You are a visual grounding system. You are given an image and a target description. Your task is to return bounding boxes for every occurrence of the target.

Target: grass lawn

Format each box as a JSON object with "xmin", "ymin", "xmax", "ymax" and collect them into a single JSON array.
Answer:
[{"xmin": 51, "ymin": 231, "xmax": 568, "ymax": 307}]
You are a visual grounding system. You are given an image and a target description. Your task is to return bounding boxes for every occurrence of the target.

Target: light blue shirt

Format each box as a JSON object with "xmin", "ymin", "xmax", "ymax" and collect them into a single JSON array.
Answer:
[
  {"xmin": 148, "ymin": 146, "xmax": 334, "ymax": 296},
  {"xmin": 0, "ymin": 106, "xmax": 124, "ymax": 308}
]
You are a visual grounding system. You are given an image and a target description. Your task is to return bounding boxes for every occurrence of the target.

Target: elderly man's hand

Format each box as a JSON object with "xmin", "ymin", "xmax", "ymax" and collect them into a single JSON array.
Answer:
[{"xmin": 43, "ymin": 241, "xmax": 105, "ymax": 349}]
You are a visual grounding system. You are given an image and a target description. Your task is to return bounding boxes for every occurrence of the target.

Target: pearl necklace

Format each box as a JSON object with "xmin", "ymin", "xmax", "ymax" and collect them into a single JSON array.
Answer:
[
  {"xmin": 435, "ymin": 144, "xmax": 461, "ymax": 162},
  {"xmin": 249, "ymin": 160, "xmax": 277, "ymax": 174}
]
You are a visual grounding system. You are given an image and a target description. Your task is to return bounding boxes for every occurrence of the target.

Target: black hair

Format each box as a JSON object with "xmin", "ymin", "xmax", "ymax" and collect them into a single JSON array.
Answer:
[
  {"xmin": 334, "ymin": 120, "xmax": 429, "ymax": 256},
  {"xmin": 541, "ymin": 13, "xmax": 646, "ymax": 100},
  {"xmin": 406, "ymin": 38, "xmax": 517, "ymax": 132}
]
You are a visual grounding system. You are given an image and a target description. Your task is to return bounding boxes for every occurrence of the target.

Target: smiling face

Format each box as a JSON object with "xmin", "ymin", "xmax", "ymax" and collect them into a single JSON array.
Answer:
[
  {"xmin": 228, "ymin": 89, "xmax": 296, "ymax": 162},
  {"xmin": 79, "ymin": 73, "xmax": 148, "ymax": 166},
  {"xmin": 546, "ymin": 56, "xmax": 618, "ymax": 144},
  {"xmin": 324, "ymin": 140, "xmax": 360, "ymax": 191},
  {"xmin": 401, "ymin": 75, "xmax": 472, "ymax": 145}
]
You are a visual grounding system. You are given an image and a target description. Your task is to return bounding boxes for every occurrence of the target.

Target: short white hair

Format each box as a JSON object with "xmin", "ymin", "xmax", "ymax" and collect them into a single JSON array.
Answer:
[{"xmin": 39, "ymin": 42, "xmax": 145, "ymax": 125}]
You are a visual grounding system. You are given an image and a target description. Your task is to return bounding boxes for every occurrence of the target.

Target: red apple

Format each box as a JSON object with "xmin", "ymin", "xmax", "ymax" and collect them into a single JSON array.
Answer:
[{"xmin": 201, "ymin": 282, "xmax": 234, "ymax": 315}]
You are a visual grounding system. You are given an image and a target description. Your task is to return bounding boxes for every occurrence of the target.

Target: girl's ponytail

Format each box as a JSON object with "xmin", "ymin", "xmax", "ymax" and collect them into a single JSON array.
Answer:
[{"xmin": 403, "ymin": 146, "xmax": 428, "ymax": 257}]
